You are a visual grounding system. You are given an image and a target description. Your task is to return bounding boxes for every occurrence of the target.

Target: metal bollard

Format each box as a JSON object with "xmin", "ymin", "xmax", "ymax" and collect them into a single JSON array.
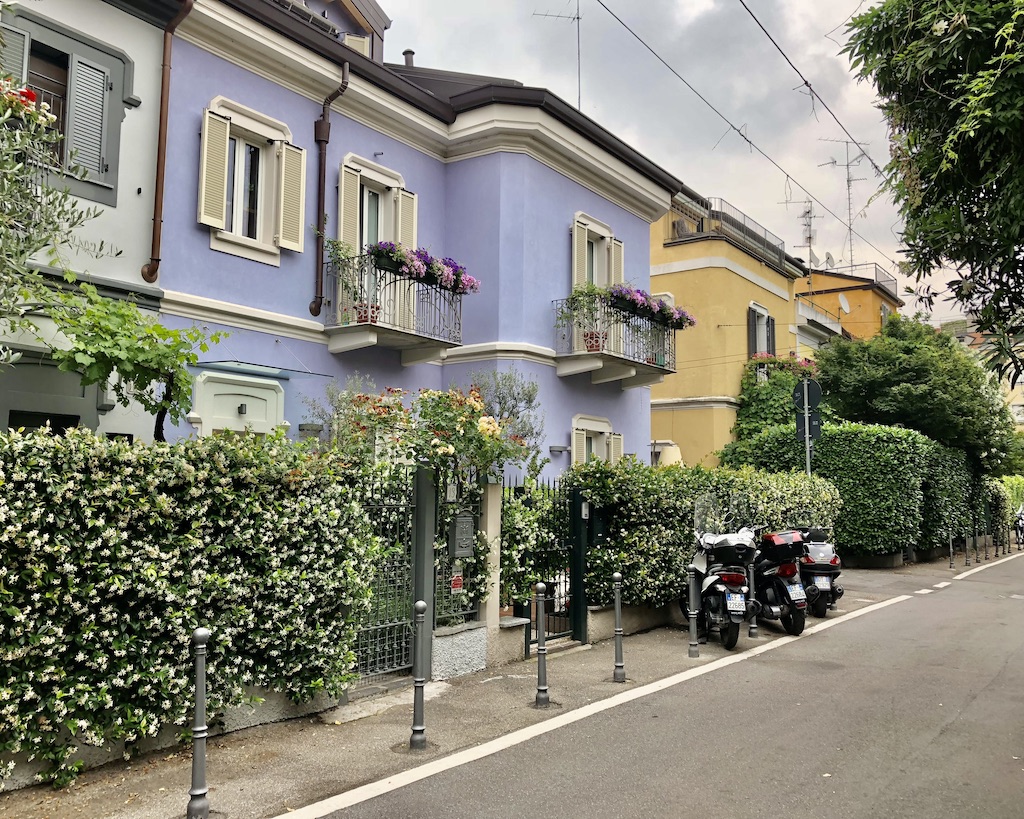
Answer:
[
  {"xmin": 687, "ymin": 564, "xmax": 699, "ymax": 659},
  {"xmin": 410, "ymin": 600, "xmax": 427, "ymax": 750},
  {"xmin": 984, "ymin": 526, "xmax": 990, "ymax": 560},
  {"xmin": 746, "ymin": 563, "xmax": 758, "ymax": 639},
  {"xmin": 612, "ymin": 572, "xmax": 625, "ymax": 683},
  {"xmin": 965, "ymin": 529, "xmax": 971, "ymax": 566},
  {"xmin": 187, "ymin": 628, "xmax": 211, "ymax": 819},
  {"xmin": 534, "ymin": 582, "xmax": 549, "ymax": 707},
  {"xmin": 949, "ymin": 534, "xmax": 954, "ymax": 570}
]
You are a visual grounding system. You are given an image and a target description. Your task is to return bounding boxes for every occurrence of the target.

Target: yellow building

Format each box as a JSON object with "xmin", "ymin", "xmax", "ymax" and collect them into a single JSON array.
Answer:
[
  {"xmin": 649, "ymin": 192, "xmax": 841, "ymax": 466},
  {"xmin": 795, "ymin": 264, "xmax": 903, "ymax": 340}
]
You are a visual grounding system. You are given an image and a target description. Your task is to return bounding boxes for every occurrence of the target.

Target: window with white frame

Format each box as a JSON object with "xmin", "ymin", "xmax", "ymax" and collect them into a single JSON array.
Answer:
[
  {"xmin": 337, "ymin": 153, "xmax": 417, "ymax": 250},
  {"xmin": 571, "ymin": 212, "xmax": 623, "ymax": 290},
  {"xmin": 0, "ymin": 10, "xmax": 139, "ymax": 206},
  {"xmin": 197, "ymin": 97, "xmax": 306, "ymax": 266},
  {"xmin": 571, "ymin": 414, "xmax": 623, "ymax": 465},
  {"xmin": 746, "ymin": 302, "xmax": 776, "ymax": 358}
]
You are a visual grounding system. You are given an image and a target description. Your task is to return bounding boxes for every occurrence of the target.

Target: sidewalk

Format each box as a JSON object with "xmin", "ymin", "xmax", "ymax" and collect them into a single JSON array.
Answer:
[{"xmin": 0, "ymin": 555, "xmax": 1003, "ymax": 819}]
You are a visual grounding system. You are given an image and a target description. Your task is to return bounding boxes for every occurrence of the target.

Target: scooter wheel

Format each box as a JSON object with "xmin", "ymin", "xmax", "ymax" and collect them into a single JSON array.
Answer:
[
  {"xmin": 810, "ymin": 596, "xmax": 828, "ymax": 618},
  {"xmin": 781, "ymin": 608, "xmax": 806, "ymax": 635},
  {"xmin": 721, "ymin": 621, "xmax": 740, "ymax": 650}
]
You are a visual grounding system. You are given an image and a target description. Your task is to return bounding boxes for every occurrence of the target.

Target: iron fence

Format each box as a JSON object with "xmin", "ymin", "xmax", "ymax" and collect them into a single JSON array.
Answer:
[{"xmin": 553, "ymin": 299, "xmax": 677, "ymax": 371}]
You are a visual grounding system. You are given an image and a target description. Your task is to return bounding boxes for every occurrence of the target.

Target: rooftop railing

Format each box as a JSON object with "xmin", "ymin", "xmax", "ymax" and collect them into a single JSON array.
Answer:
[{"xmin": 667, "ymin": 196, "xmax": 786, "ymax": 270}]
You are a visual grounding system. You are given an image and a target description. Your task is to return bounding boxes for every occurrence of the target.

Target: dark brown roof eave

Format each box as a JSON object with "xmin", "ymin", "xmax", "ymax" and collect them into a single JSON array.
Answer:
[{"xmin": 450, "ymin": 85, "xmax": 683, "ymax": 195}]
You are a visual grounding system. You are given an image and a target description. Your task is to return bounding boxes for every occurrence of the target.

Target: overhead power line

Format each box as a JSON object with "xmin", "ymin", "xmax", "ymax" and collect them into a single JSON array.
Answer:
[
  {"xmin": 734, "ymin": 0, "xmax": 887, "ymax": 180},
  {"xmin": 591, "ymin": 0, "xmax": 899, "ymax": 270}
]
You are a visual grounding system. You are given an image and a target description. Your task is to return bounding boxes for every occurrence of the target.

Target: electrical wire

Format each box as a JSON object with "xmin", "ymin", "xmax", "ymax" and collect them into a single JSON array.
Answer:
[
  {"xmin": 591, "ymin": 0, "xmax": 900, "ymax": 270},
  {"xmin": 734, "ymin": 0, "xmax": 886, "ymax": 179}
]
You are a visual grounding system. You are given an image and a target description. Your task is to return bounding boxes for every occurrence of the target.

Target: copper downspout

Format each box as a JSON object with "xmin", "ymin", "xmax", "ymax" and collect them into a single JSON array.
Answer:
[
  {"xmin": 142, "ymin": 0, "xmax": 195, "ymax": 283},
  {"xmin": 310, "ymin": 62, "xmax": 350, "ymax": 316}
]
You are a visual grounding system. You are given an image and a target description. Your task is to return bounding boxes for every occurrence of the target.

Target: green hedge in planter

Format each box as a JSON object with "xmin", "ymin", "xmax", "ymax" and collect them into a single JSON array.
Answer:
[
  {"xmin": 720, "ymin": 421, "xmax": 982, "ymax": 557},
  {"xmin": 533, "ymin": 460, "xmax": 842, "ymax": 608},
  {"xmin": 0, "ymin": 429, "xmax": 381, "ymax": 787}
]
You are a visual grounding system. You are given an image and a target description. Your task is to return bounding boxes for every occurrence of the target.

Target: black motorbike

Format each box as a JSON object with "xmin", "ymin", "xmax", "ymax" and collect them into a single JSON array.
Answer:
[
  {"xmin": 752, "ymin": 528, "xmax": 809, "ymax": 635},
  {"xmin": 683, "ymin": 526, "xmax": 758, "ymax": 650},
  {"xmin": 797, "ymin": 526, "xmax": 844, "ymax": 618}
]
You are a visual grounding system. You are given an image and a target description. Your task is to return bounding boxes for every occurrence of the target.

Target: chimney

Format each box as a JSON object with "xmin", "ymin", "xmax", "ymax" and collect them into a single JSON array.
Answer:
[{"xmin": 403, "ymin": 49, "xmax": 414, "ymax": 67}]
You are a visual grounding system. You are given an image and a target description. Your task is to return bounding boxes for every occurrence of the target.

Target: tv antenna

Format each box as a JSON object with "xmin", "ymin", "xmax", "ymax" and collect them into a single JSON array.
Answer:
[
  {"xmin": 819, "ymin": 138, "xmax": 868, "ymax": 268},
  {"xmin": 534, "ymin": 0, "xmax": 582, "ymax": 109}
]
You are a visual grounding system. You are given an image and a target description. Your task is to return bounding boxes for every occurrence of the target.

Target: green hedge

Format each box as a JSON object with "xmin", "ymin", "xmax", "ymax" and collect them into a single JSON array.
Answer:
[
  {"xmin": 501, "ymin": 460, "xmax": 841, "ymax": 609},
  {"xmin": 0, "ymin": 429, "xmax": 381, "ymax": 787},
  {"xmin": 721, "ymin": 421, "xmax": 982, "ymax": 556}
]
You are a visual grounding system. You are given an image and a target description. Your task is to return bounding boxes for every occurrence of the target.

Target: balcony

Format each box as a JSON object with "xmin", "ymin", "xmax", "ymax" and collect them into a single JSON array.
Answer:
[
  {"xmin": 666, "ymin": 195, "xmax": 786, "ymax": 272},
  {"xmin": 323, "ymin": 255, "xmax": 463, "ymax": 366},
  {"xmin": 553, "ymin": 298, "xmax": 677, "ymax": 389},
  {"xmin": 845, "ymin": 262, "xmax": 901, "ymax": 303}
]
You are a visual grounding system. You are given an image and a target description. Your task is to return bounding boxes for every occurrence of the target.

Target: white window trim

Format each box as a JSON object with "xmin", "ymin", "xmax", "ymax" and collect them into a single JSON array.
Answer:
[
  {"xmin": 187, "ymin": 370, "xmax": 289, "ymax": 437},
  {"xmin": 208, "ymin": 96, "xmax": 293, "ymax": 266},
  {"xmin": 572, "ymin": 413, "xmax": 622, "ymax": 464},
  {"xmin": 749, "ymin": 301, "xmax": 770, "ymax": 355},
  {"xmin": 343, "ymin": 152, "xmax": 406, "ymax": 191},
  {"xmin": 574, "ymin": 211, "xmax": 613, "ymax": 287}
]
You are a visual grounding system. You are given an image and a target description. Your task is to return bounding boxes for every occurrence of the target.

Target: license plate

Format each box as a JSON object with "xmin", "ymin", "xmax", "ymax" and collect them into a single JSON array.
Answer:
[
  {"xmin": 788, "ymin": 582, "xmax": 806, "ymax": 601},
  {"xmin": 726, "ymin": 592, "xmax": 746, "ymax": 613},
  {"xmin": 813, "ymin": 575, "xmax": 832, "ymax": 591}
]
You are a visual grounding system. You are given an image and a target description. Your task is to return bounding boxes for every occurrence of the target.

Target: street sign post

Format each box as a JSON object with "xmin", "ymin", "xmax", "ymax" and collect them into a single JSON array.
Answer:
[{"xmin": 793, "ymin": 378, "xmax": 822, "ymax": 476}]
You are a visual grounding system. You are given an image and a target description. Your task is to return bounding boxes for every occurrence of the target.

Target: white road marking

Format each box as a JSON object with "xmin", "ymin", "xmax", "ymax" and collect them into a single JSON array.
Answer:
[
  {"xmin": 934, "ymin": 582, "xmax": 951, "ymax": 589},
  {"xmin": 273, "ymin": 594, "xmax": 912, "ymax": 819},
  {"xmin": 915, "ymin": 589, "xmax": 934, "ymax": 595},
  {"xmin": 953, "ymin": 551, "xmax": 1024, "ymax": 581}
]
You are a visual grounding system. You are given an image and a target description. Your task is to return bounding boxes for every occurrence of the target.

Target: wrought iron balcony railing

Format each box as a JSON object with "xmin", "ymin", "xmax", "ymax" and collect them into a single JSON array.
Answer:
[
  {"xmin": 553, "ymin": 298, "xmax": 677, "ymax": 371},
  {"xmin": 667, "ymin": 195, "xmax": 786, "ymax": 271},
  {"xmin": 323, "ymin": 254, "xmax": 463, "ymax": 346}
]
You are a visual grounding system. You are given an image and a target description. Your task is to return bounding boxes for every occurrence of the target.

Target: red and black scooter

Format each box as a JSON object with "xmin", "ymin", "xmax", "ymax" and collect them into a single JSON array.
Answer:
[{"xmin": 752, "ymin": 528, "xmax": 809, "ymax": 635}]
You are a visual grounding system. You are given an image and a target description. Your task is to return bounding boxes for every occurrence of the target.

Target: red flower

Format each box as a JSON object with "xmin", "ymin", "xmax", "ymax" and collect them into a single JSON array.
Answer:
[{"xmin": 18, "ymin": 88, "xmax": 36, "ymax": 104}]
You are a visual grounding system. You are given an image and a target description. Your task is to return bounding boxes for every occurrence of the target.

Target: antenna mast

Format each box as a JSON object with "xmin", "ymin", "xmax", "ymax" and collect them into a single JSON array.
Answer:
[
  {"xmin": 819, "ymin": 137, "xmax": 868, "ymax": 268},
  {"xmin": 534, "ymin": 0, "xmax": 582, "ymax": 109}
]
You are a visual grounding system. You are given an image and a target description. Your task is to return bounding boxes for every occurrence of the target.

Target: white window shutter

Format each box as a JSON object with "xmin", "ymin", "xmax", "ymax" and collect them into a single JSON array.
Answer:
[
  {"xmin": 343, "ymin": 34, "xmax": 370, "ymax": 56},
  {"xmin": 0, "ymin": 24, "xmax": 29, "ymax": 82},
  {"xmin": 197, "ymin": 109, "xmax": 231, "ymax": 230},
  {"xmin": 398, "ymin": 189, "xmax": 417, "ymax": 247},
  {"xmin": 338, "ymin": 165, "xmax": 361, "ymax": 248},
  {"xmin": 609, "ymin": 433, "xmax": 624, "ymax": 464},
  {"xmin": 276, "ymin": 142, "xmax": 306, "ymax": 252},
  {"xmin": 571, "ymin": 429, "xmax": 587, "ymax": 465},
  {"xmin": 610, "ymin": 238, "xmax": 624, "ymax": 284},
  {"xmin": 571, "ymin": 218, "xmax": 588, "ymax": 288},
  {"xmin": 66, "ymin": 55, "xmax": 109, "ymax": 181}
]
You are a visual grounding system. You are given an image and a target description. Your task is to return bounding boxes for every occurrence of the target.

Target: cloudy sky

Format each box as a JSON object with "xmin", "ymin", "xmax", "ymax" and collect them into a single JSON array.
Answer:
[{"xmin": 379, "ymin": 0, "xmax": 947, "ymax": 319}]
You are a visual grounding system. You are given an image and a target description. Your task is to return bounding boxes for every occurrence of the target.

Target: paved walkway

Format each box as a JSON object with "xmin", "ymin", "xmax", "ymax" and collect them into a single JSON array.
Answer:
[{"xmin": 0, "ymin": 552, "xmax": 1012, "ymax": 819}]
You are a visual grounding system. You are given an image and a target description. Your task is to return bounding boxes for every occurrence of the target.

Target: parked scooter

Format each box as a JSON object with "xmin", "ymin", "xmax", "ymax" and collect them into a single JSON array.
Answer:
[
  {"xmin": 1015, "ymin": 506, "xmax": 1024, "ymax": 550},
  {"xmin": 752, "ymin": 527, "xmax": 809, "ymax": 635},
  {"xmin": 797, "ymin": 526, "xmax": 844, "ymax": 617},
  {"xmin": 682, "ymin": 497, "xmax": 758, "ymax": 650}
]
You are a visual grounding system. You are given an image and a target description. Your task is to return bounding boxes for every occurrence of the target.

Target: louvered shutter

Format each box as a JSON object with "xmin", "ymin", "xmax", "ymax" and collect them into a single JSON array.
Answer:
[
  {"xmin": 394, "ymin": 189, "xmax": 418, "ymax": 331},
  {"xmin": 276, "ymin": 142, "xmax": 306, "ymax": 252},
  {"xmin": 610, "ymin": 238, "xmax": 624, "ymax": 284},
  {"xmin": 767, "ymin": 316, "xmax": 777, "ymax": 356},
  {"xmin": 197, "ymin": 109, "xmax": 230, "ymax": 229},
  {"xmin": 609, "ymin": 433, "xmax": 623, "ymax": 465},
  {"xmin": 398, "ymin": 189, "xmax": 417, "ymax": 247},
  {"xmin": 747, "ymin": 307, "xmax": 757, "ymax": 358},
  {"xmin": 571, "ymin": 218, "xmax": 588, "ymax": 288},
  {"xmin": 66, "ymin": 55, "xmax": 109, "ymax": 182},
  {"xmin": 571, "ymin": 429, "xmax": 588, "ymax": 465},
  {"xmin": 0, "ymin": 24, "xmax": 29, "ymax": 82},
  {"xmin": 338, "ymin": 165, "xmax": 360, "ymax": 248},
  {"xmin": 343, "ymin": 34, "xmax": 370, "ymax": 56}
]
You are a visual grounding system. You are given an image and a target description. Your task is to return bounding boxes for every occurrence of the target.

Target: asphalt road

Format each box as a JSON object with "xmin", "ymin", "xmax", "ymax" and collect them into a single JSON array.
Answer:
[{"xmin": 327, "ymin": 556, "xmax": 1024, "ymax": 819}]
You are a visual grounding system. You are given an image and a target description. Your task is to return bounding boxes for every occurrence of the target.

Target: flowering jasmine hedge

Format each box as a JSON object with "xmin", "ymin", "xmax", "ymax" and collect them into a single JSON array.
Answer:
[
  {"xmin": 501, "ymin": 460, "xmax": 840, "ymax": 608},
  {"xmin": 0, "ymin": 429, "xmax": 381, "ymax": 787}
]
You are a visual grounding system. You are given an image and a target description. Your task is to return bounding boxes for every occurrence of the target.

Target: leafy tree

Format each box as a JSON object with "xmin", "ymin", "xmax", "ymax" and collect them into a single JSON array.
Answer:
[
  {"xmin": 731, "ymin": 354, "xmax": 836, "ymax": 441},
  {"xmin": 845, "ymin": 1, "xmax": 1024, "ymax": 382},
  {"xmin": 814, "ymin": 314, "xmax": 1014, "ymax": 470},
  {"xmin": 469, "ymin": 367, "xmax": 546, "ymax": 475}
]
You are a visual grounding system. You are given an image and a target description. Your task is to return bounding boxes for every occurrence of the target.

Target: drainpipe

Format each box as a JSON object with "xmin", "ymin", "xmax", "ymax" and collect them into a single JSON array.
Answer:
[
  {"xmin": 142, "ymin": 0, "xmax": 195, "ymax": 283},
  {"xmin": 310, "ymin": 62, "xmax": 350, "ymax": 316}
]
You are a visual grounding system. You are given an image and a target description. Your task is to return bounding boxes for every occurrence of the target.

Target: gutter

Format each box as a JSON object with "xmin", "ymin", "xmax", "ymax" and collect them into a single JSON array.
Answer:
[
  {"xmin": 310, "ymin": 62, "xmax": 350, "ymax": 317},
  {"xmin": 142, "ymin": 0, "xmax": 194, "ymax": 283}
]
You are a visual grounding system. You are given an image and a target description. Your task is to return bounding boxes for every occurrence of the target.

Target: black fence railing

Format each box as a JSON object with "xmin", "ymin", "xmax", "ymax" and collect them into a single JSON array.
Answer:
[
  {"xmin": 323, "ymin": 255, "xmax": 463, "ymax": 345},
  {"xmin": 667, "ymin": 195, "xmax": 786, "ymax": 271},
  {"xmin": 553, "ymin": 298, "xmax": 677, "ymax": 370}
]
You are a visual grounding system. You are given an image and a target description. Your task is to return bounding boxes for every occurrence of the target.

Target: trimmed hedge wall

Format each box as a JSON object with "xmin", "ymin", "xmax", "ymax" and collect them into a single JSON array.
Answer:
[
  {"xmin": 0, "ymin": 429, "xmax": 381, "ymax": 787},
  {"xmin": 720, "ymin": 421, "xmax": 979, "ymax": 556},
  {"xmin": 501, "ymin": 460, "xmax": 841, "ymax": 609}
]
